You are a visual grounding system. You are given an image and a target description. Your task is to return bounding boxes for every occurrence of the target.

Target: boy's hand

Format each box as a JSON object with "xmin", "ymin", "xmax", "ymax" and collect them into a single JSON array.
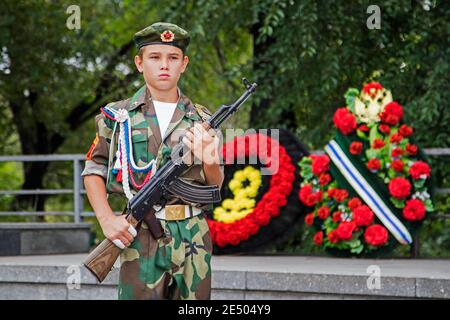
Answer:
[
  {"xmin": 182, "ymin": 122, "xmax": 220, "ymax": 165},
  {"xmin": 98, "ymin": 214, "xmax": 137, "ymax": 249}
]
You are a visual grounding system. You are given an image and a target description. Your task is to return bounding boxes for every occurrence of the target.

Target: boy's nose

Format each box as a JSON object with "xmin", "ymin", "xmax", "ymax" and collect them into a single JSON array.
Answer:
[{"xmin": 160, "ymin": 58, "xmax": 169, "ymax": 70}]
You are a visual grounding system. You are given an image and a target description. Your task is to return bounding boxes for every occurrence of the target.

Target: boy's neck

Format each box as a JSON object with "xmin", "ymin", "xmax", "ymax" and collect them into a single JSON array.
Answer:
[{"xmin": 147, "ymin": 84, "xmax": 179, "ymax": 103}]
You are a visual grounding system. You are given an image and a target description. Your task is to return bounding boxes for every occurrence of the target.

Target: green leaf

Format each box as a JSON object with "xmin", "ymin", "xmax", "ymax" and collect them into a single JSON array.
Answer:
[
  {"xmin": 300, "ymin": 157, "xmax": 312, "ymax": 165},
  {"xmin": 345, "ymin": 88, "xmax": 359, "ymax": 112},
  {"xmin": 369, "ymin": 124, "xmax": 381, "ymax": 142},
  {"xmin": 377, "ymin": 171, "xmax": 386, "ymax": 179},
  {"xmin": 390, "ymin": 197, "xmax": 405, "ymax": 209},
  {"xmin": 388, "ymin": 168, "xmax": 397, "ymax": 179},
  {"xmin": 350, "ymin": 244, "xmax": 364, "ymax": 254},
  {"xmin": 357, "ymin": 130, "xmax": 369, "ymax": 140},
  {"xmin": 366, "ymin": 148, "xmax": 379, "ymax": 159},
  {"xmin": 302, "ymin": 172, "xmax": 314, "ymax": 180},
  {"xmin": 399, "ymin": 138, "xmax": 409, "ymax": 148},
  {"xmin": 348, "ymin": 238, "xmax": 362, "ymax": 248},
  {"xmin": 413, "ymin": 179, "xmax": 426, "ymax": 189},
  {"xmin": 425, "ymin": 199, "xmax": 435, "ymax": 212},
  {"xmin": 324, "ymin": 219, "xmax": 338, "ymax": 231}
]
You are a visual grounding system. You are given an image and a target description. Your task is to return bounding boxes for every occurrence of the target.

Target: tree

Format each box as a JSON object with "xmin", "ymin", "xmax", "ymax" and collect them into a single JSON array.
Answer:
[{"xmin": 0, "ymin": 1, "xmax": 154, "ymax": 212}]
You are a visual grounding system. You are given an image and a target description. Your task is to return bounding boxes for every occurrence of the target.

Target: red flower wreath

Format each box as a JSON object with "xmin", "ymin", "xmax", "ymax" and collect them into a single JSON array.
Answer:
[
  {"xmin": 298, "ymin": 81, "xmax": 435, "ymax": 256},
  {"xmin": 207, "ymin": 133, "xmax": 296, "ymax": 247}
]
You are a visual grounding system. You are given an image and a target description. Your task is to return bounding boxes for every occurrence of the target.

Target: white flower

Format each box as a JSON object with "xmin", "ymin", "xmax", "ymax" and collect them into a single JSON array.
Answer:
[
  {"xmin": 355, "ymin": 89, "xmax": 393, "ymax": 124},
  {"xmin": 354, "ymin": 97, "xmax": 381, "ymax": 123}
]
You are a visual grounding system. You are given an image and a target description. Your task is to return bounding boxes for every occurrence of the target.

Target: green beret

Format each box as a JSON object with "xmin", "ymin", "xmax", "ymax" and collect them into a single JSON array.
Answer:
[{"xmin": 133, "ymin": 22, "xmax": 190, "ymax": 53}]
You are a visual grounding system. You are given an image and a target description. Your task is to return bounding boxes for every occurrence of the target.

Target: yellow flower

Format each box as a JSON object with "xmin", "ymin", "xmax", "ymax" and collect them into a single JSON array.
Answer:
[
  {"xmin": 222, "ymin": 199, "xmax": 234, "ymax": 210},
  {"xmin": 213, "ymin": 165, "xmax": 262, "ymax": 224}
]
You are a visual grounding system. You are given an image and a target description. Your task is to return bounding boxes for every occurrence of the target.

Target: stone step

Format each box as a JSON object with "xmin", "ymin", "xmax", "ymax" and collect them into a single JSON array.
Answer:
[
  {"xmin": 0, "ymin": 254, "xmax": 449, "ymax": 299},
  {"xmin": 0, "ymin": 223, "xmax": 92, "ymax": 256}
]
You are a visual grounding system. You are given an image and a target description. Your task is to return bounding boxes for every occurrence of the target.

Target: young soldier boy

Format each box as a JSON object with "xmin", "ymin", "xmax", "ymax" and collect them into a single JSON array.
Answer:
[{"xmin": 82, "ymin": 22, "xmax": 224, "ymax": 300}]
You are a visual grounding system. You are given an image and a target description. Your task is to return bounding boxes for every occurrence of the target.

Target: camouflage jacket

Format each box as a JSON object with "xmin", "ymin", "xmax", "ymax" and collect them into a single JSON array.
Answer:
[{"xmin": 81, "ymin": 85, "xmax": 223, "ymax": 207}]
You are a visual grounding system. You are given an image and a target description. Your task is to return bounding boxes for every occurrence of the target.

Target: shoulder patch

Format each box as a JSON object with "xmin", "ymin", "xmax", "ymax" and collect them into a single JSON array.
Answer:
[
  {"xmin": 194, "ymin": 103, "xmax": 212, "ymax": 122},
  {"xmin": 106, "ymin": 98, "xmax": 130, "ymax": 111}
]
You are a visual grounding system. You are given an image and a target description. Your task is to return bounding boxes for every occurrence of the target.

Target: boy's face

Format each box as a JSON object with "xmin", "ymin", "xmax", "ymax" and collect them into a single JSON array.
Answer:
[{"xmin": 134, "ymin": 44, "xmax": 189, "ymax": 93}]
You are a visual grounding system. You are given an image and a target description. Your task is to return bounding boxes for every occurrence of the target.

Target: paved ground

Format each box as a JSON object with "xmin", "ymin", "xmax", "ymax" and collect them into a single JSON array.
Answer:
[
  {"xmin": 0, "ymin": 254, "xmax": 449, "ymax": 299},
  {"xmin": 0, "ymin": 254, "xmax": 448, "ymax": 279}
]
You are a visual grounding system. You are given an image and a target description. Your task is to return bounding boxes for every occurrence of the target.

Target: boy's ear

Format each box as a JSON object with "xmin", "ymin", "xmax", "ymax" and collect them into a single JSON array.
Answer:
[
  {"xmin": 134, "ymin": 55, "xmax": 143, "ymax": 73},
  {"xmin": 181, "ymin": 55, "xmax": 189, "ymax": 73}
]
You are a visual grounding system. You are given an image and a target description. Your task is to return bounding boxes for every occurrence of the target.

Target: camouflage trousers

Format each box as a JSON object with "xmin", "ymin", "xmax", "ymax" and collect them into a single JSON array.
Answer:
[{"xmin": 118, "ymin": 214, "xmax": 212, "ymax": 300}]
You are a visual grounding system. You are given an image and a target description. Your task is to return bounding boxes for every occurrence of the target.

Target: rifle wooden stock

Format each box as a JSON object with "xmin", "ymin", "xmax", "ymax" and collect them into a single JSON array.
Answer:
[{"xmin": 83, "ymin": 214, "xmax": 139, "ymax": 283}]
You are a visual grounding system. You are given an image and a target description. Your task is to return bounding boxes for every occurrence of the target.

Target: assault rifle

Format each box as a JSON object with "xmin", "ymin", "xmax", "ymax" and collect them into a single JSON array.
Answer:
[{"xmin": 84, "ymin": 78, "xmax": 257, "ymax": 282}]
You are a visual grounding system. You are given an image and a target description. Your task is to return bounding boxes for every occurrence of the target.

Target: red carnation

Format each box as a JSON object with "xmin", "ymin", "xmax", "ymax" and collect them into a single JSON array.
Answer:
[
  {"xmin": 391, "ymin": 159, "xmax": 404, "ymax": 173},
  {"xmin": 305, "ymin": 213, "xmax": 314, "ymax": 226},
  {"xmin": 319, "ymin": 173, "xmax": 331, "ymax": 186},
  {"xmin": 406, "ymin": 143, "xmax": 418, "ymax": 156},
  {"xmin": 350, "ymin": 141, "xmax": 363, "ymax": 155},
  {"xmin": 358, "ymin": 124, "xmax": 370, "ymax": 132},
  {"xmin": 409, "ymin": 161, "xmax": 431, "ymax": 180},
  {"xmin": 363, "ymin": 82, "xmax": 383, "ymax": 97},
  {"xmin": 388, "ymin": 177, "xmax": 411, "ymax": 199},
  {"xmin": 313, "ymin": 231, "xmax": 324, "ymax": 245},
  {"xmin": 390, "ymin": 133, "xmax": 403, "ymax": 144},
  {"xmin": 333, "ymin": 107, "xmax": 357, "ymax": 135},
  {"xmin": 311, "ymin": 155, "xmax": 330, "ymax": 176},
  {"xmin": 353, "ymin": 205, "xmax": 374, "ymax": 227},
  {"xmin": 378, "ymin": 124, "xmax": 391, "ymax": 135},
  {"xmin": 317, "ymin": 206, "xmax": 330, "ymax": 220},
  {"xmin": 372, "ymin": 138, "xmax": 385, "ymax": 149},
  {"xmin": 333, "ymin": 189, "xmax": 349, "ymax": 202},
  {"xmin": 332, "ymin": 211, "xmax": 342, "ymax": 222},
  {"xmin": 399, "ymin": 124, "xmax": 413, "ymax": 137},
  {"xmin": 348, "ymin": 197, "xmax": 362, "ymax": 210},
  {"xmin": 380, "ymin": 113, "xmax": 399, "ymax": 126},
  {"xmin": 380, "ymin": 101, "xmax": 403, "ymax": 125},
  {"xmin": 336, "ymin": 221, "xmax": 357, "ymax": 240},
  {"xmin": 384, "ymin": 102, "xmax": 404, "ymax": 118},
  {"xmin": 327, "ymin": 188, "xmax": 337, "ymax": 198},
  {"xmin": 367, "ymin": 158, "xmax": 381, "ymax": 171},
  {"xmin": 364, "ymin": 224, "xmax": 388, "ymax": 246},
  {"xmin": 299, "ymin": 184, "xmax": 323, "ymax": 207},
  {"xmin": 328, "ymin": 230, "xmax": 339, "ymax": 243},
  {"xmin": 392, "ymin": 147, "xmax": 404, "ymax": 158},
  {"xmin": 403, "ymin": 199, "xmax": 426, "ymax": 221}
]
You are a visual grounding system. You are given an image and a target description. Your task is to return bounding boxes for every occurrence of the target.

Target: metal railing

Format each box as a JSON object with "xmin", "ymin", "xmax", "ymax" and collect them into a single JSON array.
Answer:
[{"xmin": 0, "ymin": 154, "xmax": 88, "ymax": 223}]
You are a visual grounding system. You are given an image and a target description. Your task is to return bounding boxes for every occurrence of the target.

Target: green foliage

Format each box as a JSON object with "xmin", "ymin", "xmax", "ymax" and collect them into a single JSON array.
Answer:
[{"xmin": 0, "ymin": 162, "xmax": 23, "ymax": 220}]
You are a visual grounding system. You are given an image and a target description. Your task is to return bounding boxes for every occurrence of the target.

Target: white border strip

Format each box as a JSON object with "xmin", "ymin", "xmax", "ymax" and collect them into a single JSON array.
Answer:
[{"xmin": 325, "ymin": 140, "xmax": 412, "ymax": 244}]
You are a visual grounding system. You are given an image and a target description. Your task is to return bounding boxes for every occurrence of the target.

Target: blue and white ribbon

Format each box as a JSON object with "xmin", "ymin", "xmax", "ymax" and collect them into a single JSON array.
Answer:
[{"xmin": 325, "ymin": 140, "xmax": 412, "ymax": 245}]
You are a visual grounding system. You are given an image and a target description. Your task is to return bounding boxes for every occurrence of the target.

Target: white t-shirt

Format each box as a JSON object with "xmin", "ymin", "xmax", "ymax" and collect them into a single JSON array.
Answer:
[{"xmin": 153, "ymin": 100, "xmax": 177, "ymax": 139}]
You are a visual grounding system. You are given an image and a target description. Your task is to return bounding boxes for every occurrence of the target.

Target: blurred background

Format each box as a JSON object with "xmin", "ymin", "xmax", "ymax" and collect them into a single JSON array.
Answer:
[{"xmin": 0, "ymin": 0, "xmax": 448, "ymax": 257}]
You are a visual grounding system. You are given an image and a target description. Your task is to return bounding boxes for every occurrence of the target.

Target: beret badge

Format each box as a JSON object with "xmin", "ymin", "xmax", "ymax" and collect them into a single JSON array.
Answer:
[{"xmin": 161, "ymin": 30, "xmax": 175, "ymax": 42}]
